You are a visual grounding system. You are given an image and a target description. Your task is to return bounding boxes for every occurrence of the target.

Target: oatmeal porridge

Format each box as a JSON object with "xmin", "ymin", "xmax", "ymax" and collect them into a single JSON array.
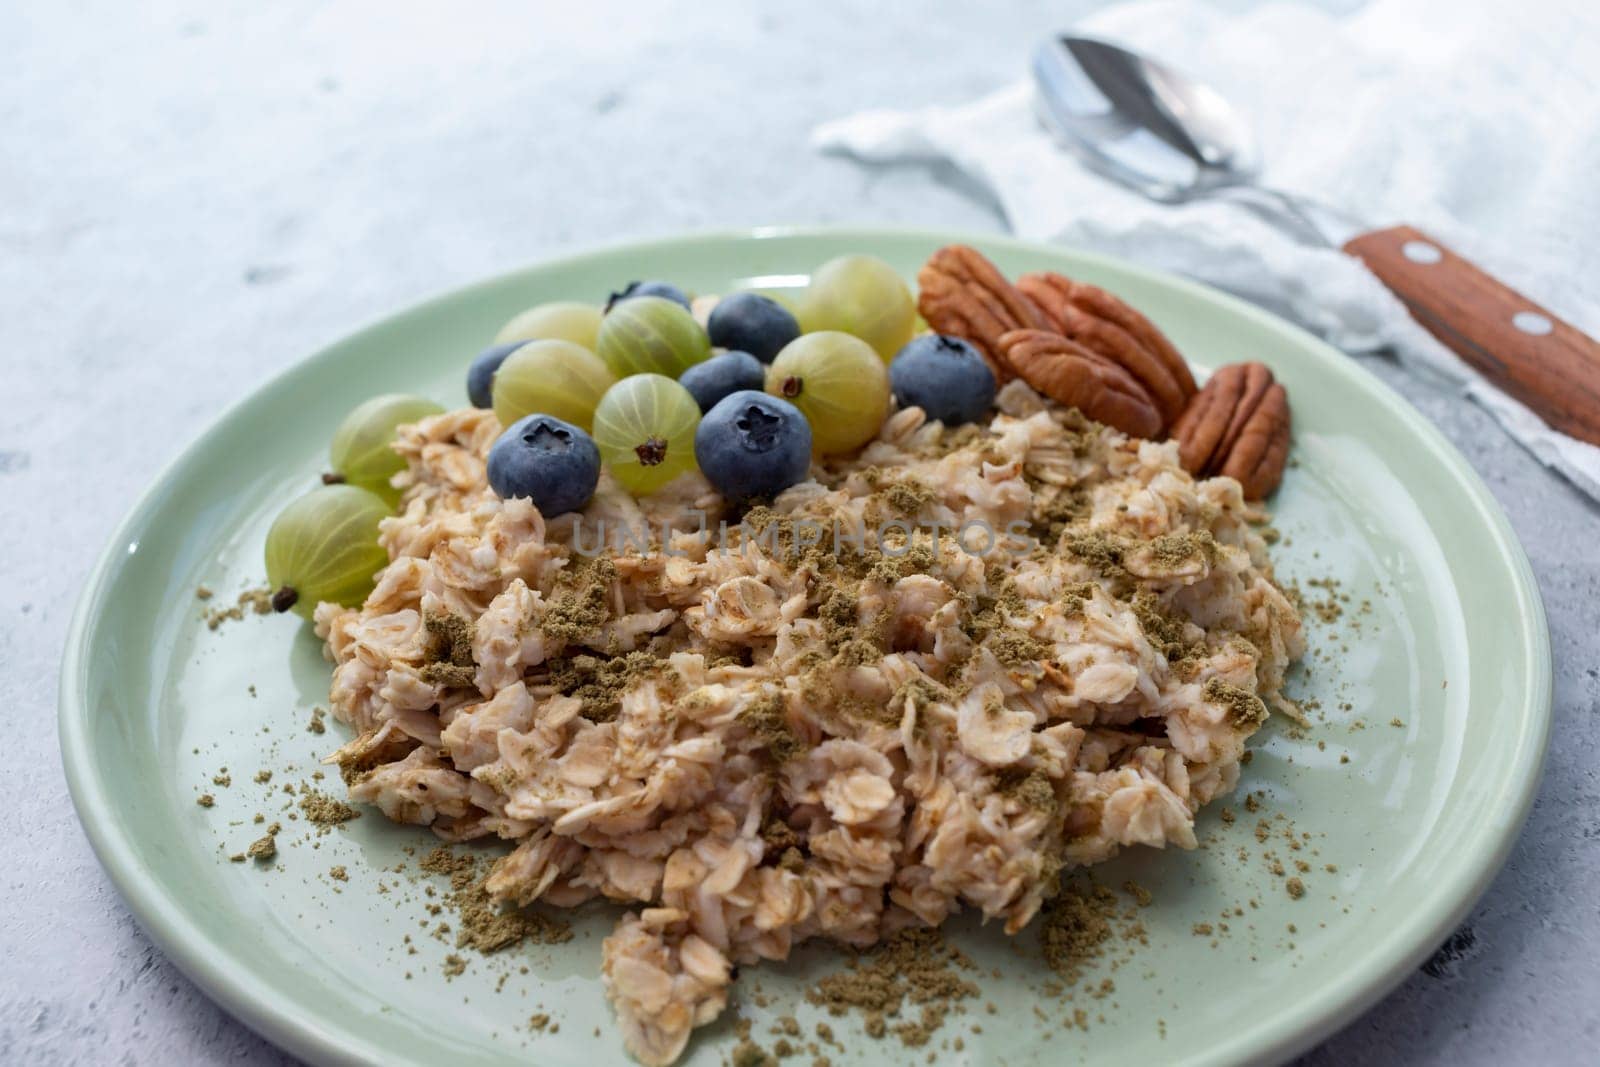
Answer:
[{"xmin": 313, "ymin": 373, "xmax": 1301, "ymax": 1064}]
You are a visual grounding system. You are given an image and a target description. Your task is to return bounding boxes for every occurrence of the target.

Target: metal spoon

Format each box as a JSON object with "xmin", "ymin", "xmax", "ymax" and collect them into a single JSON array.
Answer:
[{"xmin": 1031, "ymin": 35, "xmax": 1600, "ymax": 446}]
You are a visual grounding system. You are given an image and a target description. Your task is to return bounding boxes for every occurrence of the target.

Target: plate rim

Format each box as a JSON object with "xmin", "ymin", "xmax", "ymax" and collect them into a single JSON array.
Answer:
[{"xmin": 58, "ymin": 224, "xmax": 1553, "ymax": 1067}]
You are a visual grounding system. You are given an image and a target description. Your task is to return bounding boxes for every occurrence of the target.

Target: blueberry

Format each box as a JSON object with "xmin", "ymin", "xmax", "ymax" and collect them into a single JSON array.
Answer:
[
  {"xmin": 889, "ymin": 334, "xmax": 997, "ymax": 425},
  {"xmin": 706, "ymin": 292, "xmax": 801, "ymax": 364},
  {"xmin": 467, "ymin": 341, "xmax": 527, "ymax": 409},
  {"xmin": 606, "ymin": 280, "xmax": 691, "ymax": 313},
  {"xmin": 487, "ymin": 414, "xmax": 600, "ymax": 516},
  {"xmin": 694, "ymin": 391, "xmax": 812, "ymax": 500},
  {"xmin": 679, "ymin": 351, "xmax": 766, "ymax": 413}
]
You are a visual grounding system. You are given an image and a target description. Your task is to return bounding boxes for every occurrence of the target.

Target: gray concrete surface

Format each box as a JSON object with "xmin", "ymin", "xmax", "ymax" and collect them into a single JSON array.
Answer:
[{"xmin": 2, "ymin": 1, "xmax": 1596, "ymax": 1064}]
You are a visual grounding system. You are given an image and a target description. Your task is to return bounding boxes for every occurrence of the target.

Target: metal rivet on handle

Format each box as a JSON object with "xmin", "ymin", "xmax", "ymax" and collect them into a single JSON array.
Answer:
[
  {"xmin": 1512, "ymin": 311, "xmax": 1553, "ymax": 336},
  {"xmin": 1402, "ymin": 240, "xmax": 1442, "ymax": 264}
]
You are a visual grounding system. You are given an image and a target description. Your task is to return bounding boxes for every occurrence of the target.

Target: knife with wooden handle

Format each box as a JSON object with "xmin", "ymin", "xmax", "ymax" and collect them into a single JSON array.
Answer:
[{"xmin": 1342, "ymin": 226, "xmax": 1600, "ymax": 445}]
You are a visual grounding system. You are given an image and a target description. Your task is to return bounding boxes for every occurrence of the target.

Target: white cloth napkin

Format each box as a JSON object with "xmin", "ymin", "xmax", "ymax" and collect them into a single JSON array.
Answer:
[{"xmin": 813, "ymin": 0, "xmax": 1600, "ymax": 500}]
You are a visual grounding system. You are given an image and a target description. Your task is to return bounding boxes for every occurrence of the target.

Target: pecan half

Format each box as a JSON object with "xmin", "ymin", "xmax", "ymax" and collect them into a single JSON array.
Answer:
[
  {"xmin": 916, "ymin": 245, "xmax": 1049, "ymax": 380},
  {"xmin": 1171, "ymin": 362, "xmax": 1291, "ymax": 499},
  {"xmin": 998, "ymin": 329, "xmax": 1163, "ymax": 439},
  {"xmin": 1017, "ymin": 272, "xmax": 1197, "ymax": 428}
]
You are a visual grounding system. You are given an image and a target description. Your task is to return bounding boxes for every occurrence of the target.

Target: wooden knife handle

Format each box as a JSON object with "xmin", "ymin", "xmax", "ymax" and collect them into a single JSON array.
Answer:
[{"xmin": 1342, "ymin": 225, "xmax": 1600, "ymax": 445}]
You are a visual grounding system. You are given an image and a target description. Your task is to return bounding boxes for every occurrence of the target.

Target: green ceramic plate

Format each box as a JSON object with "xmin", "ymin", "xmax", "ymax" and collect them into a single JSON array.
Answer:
[{"xmin": 59, "ymin": 228, "xmax": 1550, "ymax": 1067}]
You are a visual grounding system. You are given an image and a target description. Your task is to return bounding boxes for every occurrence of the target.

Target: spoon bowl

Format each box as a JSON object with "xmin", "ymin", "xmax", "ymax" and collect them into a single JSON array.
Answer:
[{"xmin": 1032, "ymin": 36, "xmax": 1260, "ymax": 203}]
